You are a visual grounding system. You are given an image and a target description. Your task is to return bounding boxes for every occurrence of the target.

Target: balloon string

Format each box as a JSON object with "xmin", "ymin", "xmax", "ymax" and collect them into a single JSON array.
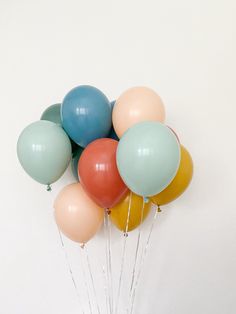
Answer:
[
  {"xmin": 127, "ymin": 197, "xmax": 145, "ymax": 302},
  {"xmin": 79, "ymin": 245, "xmax": 93, "ymax": 314},
  {"xmin": 56, "ymin": 227, "xmax": 85, "ymax": 314},
  {"xmin": 102, "ymin": 263, "xmax": 109, "ymax": 314},
  {"xmin": 107, "ymin": 213, "xmax": 113, "ymax": 312},
  {"xmin": 129, "ymin": 206, "xmax": 159, "ymax": 314},
  {"xmin": 84, "ymin": 245, "xmax": 101, "ymax": 314},
  {"xmin": 114, "ymin": 192, "xmax": 132, "ymax": 314},
  {"xmin": 104, "ymin": 213, "xmax": 112, "ymax": 314}
]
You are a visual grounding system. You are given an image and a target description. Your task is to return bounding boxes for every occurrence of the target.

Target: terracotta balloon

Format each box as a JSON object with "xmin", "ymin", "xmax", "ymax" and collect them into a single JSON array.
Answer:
[
  {"xmin": 151, "ymin": 145, "xmax": 193, "ymax": 206},
  {"xmin": 78, "ymin": 138, "xmax": 128, "ymax": 208},
  {"xmin": 112, "ymin": 86, "xmax": 165, "ymax": 138},
  {"xmin": 110, "ymin": 192, "xmax": 151, "ymax": 232},
  {"xmin": 54, "ymin": 183, "xmax": 104, "ymax": 243}
]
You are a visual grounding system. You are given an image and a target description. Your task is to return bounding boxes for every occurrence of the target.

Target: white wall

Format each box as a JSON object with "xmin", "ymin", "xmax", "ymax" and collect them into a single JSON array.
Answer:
[{"xmin": 1, "ymin": 0, "xmax": 236, "ymax": 313}]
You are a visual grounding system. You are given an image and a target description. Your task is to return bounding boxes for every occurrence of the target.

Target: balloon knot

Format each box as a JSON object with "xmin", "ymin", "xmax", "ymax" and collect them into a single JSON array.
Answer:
[
  {"xmin": 106, "ymin": 209, "xmax": 111, "ymax": 215},
  {"xmin": 46, "ymin": 184, "xmax": 52, "ymax": 192},
  {"xmin": 144, "ymin": 197, "xmax": 149, "ymax": 203},
  {"xmin": 157, "ymin": 205, "xmax": 162, "ymax": 212},
  {"xmin": 80, "ymin": 243, "xmax": 85, "ymax": 249},
  {"xmin": 124, "ymin": 232, "xmax": 128, "ymax": 237}
]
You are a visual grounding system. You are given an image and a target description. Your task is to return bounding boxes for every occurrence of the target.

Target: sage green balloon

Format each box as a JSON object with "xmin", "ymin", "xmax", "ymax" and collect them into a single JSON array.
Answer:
[
  {"xmin": 116, "ymin": 121, "xmax": 180, "ymax": 197},
  {"xmin": 17, "ymin": 120, "xmax": 72, "ymax": 186},
  {"xmin": 40, "ymin": 103, "xmax": 78, "ymax": 156},
  {"xmin": 40, "ymin": 103, "xmax": 62, "ymax": 125}
]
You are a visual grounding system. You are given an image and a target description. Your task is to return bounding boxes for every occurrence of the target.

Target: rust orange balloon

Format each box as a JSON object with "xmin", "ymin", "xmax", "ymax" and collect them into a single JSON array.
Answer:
[
  {"xmin": 78, "ymin": 138, "xmax": 128, "ymax": 208},
  {"xmin": 151, "ymin": 145, "xmax": 193, "ymax": 206},
  {"xmin": 109, "ymin": 192, "xmax": 151, "ymax": 232}
]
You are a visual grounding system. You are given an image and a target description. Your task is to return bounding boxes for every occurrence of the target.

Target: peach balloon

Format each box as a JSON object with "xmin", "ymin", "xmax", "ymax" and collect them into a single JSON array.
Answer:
[
  {"xmin": 112, "ymin": 86, "xmax": 165, "ymax": 138},
  {"xmin": 54, "ymin": 183, "xmax": 104, "ymax": 244}
]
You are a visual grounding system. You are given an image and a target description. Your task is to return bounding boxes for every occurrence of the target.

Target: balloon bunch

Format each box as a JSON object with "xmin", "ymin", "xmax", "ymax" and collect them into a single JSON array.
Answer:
[
  {"xmin": 17, "ymin": 85, "xmax": 193, "ymax": 243},
  {"xmin": 17, "ymin": 85, "xmax": 193, "ymax": 313}
]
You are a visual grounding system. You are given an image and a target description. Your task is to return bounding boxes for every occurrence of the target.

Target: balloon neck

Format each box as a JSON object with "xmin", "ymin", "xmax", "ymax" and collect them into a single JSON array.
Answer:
[
  {"xmin": 106, "ymin": 208, "xmax": 111, "ymax": 215},
  {"xmin": 80, "ymin": 243, "xmax": 85, "ymax": 249},
  {"xmin": 46, "ymin": 184, "xmax": 52, "ymax": 192},
  {"xmin": 144, "ymin": 197, "xmax": 149, "ymax": 203},
  {"xmin": 157, "ymin": 205, "xmax": 162, "ymax": 212}
]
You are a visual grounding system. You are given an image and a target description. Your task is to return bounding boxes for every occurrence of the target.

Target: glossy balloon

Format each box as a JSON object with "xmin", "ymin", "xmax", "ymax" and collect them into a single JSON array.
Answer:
[
  {"xmin": 54, "ymin": 183, "xmax": 104, "ymax": 243},
  {"xmin": 151, "ymin": 145, "xmax": 193, "ymax": 205},
  {"xmin": 110, "ymin": 192, "xmax": 151, "ymax": 232},
  {"xmin": 61, "ymin": 85, "xmax": 112, "ymax": 147},
  {"xmin": 17, "ymin": 121, "xmax": 71, "ymax": 185},
  {"xmin": 108, "ymin": 100, "xmax": 119, "ymax": 141},
  {"xmin": 78, "ymin": 138, "xmax": 128, "ymax": 208},
  {"xmin": 41, "ymin": 103, "xmax": 78, "ymax": 154},
  {"xmin": 117, "ymin": 121, "xmax": 180, "ymax": 197},
  {"xmin": 113, "ymin": 86, "xmax": 165, "ymax": 138},
  {"xmin": 71, "ymin": 146, "xmax": 84, "ymax": 181}
]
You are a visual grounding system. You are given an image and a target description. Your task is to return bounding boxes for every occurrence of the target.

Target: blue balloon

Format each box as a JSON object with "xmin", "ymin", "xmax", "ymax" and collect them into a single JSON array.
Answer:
[
  {"xmin": 61, "ymin": 85, "xmax": 112, "ymax": 147},
  {"xmin": 108, "ymin": 100, "xmax": 119, "ymax": 141}
]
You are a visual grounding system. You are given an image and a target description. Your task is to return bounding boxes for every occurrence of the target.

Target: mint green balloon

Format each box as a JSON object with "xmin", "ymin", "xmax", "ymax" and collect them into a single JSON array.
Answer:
[
  {"xmin": 17, "ymin": 121, "xmax": 72, "ymax": 187},
  {"xmin": 117, "ymin": 122, "xmax": 180, "ymax": 197}
]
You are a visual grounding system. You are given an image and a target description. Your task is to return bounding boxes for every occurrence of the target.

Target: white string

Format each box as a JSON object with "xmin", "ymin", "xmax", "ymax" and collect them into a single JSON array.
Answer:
[
  {"xmin": 104, "ymin": 213, "xmax": 112, "ymax": 314},
  {"xmin": 114, "ymin": 192, "xmax": 132, "ymax": 314},
  {"xmin": 57, "ymin": 227, "xmax": 85, "ymax": 314},
  {"xmin": 102, "ymin": 264, "xmax": 109, "ymax": 314},
  {"xmin": 107, "ymin": 213, "xmax": 113, "ymax": 312},
  {"xmin": 84, "ymin": 245, "xmax": 101, "ymax": 314},
  {"xmin": 129, "ymin": 206, "xmax": 159, "ymax": 314},
  {"xmin": 127, "ymin": 197, "xmax": 145, "ymax": 302},
  {"xmin": 79, "ymin": 246, "xmax": 93, "ymax": 314}
]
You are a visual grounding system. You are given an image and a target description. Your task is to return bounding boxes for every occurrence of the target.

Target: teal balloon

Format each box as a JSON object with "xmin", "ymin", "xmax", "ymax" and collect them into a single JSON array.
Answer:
[
  {"xmin": 71, "ymin": 146, "xmax": 84, "ymax": 181},
  {"xmin": 41, "ymin": 103, "xmax": 78, "ymax": 155},
  {"xmin": 117, "ymin": 121, "xmax": 180, "ymax": 197},
  {"xmin": 41, "ymin": 103, "xmax": 61, "ymax": 125},
  {"xmin": 61, "ymin": 85, "xmax": 112, "ymax": 147},
  {"xmin": 108, "ymin": 100, "xmax": 119, "ymax": 141},
  {"xmin": 17, "ymin": 121, "xmax": 72, "ymax": 186}
]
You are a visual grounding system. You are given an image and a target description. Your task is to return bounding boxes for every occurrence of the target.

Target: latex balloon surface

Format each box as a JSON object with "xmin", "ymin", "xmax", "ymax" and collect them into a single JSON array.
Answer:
[
  {"xmin": 78, "ymin": 138, "xmax": 128, "ymax": 208},
  {"xmin": 54, "ymin": 183, "xmax": 104, "ymax": 243},
  {"xmin": 61, "ymin": 85, "xmax": 111, "ymax": 147},
  {"xmin": 71, "ymin": 146, "xmax": 84, "ymax": 181},
  {"xmin": 41, "ymin": 103, "xmax": 61, "ymax": 125},
  {"xmin": 17, "ymin": 121, "xmax": 71, "ymax": 185},
  {"xmin": 117, "ymin": 121, "xmax": 180, "ymax": 197},
  {"xmin": 110, "ymin": 192, "xmax": 151, "ymax": 232},
  {"xmin": 151, "ymin": 145, "xmax": 193, "ymax": 205},
  {"xmin": 41, "ymin": 103, "xmax": 78, "ymax": 154},
  {"xmin": 108, "ymin": 100, "xmax": 119, "ymax": 141},
  {"xmin": 112, "ymin": 86, "xmax": 165, "ymax": 138}
]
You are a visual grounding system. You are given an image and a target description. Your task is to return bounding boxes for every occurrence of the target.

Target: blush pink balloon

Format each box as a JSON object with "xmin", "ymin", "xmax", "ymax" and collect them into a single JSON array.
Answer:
[
  {"xmin": 54, "ymin": 183, "xmax": 104, "ymax": 244},
  {"xmin": 112, "ymin": 86, "xmax": 165, "ymax": 138}
]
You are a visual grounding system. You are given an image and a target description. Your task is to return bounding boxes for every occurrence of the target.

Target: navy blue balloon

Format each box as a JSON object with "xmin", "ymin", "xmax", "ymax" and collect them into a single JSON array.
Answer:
[
  {"xmin": 61, "ymin": 85, "xmax": 112, "ymax": 147},
  {"xmin": 108, "ymin": 100, "xmax": 119, "ymax": 141}
]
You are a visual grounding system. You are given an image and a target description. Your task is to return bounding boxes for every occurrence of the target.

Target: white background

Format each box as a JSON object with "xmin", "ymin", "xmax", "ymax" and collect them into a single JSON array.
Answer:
[{"xmin": 0, "ymin": 0, "xmax": 236, "ymax": 313}]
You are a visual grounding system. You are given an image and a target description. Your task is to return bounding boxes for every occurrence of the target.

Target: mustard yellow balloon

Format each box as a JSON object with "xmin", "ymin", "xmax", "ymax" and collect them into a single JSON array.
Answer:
[
  {"xmin": 109, "ymin": 192, "xmax": 151, "ymax": 232},
  {"xmin": 151, "ymin": 145, "xmax": 193, "ymax": 206}
]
